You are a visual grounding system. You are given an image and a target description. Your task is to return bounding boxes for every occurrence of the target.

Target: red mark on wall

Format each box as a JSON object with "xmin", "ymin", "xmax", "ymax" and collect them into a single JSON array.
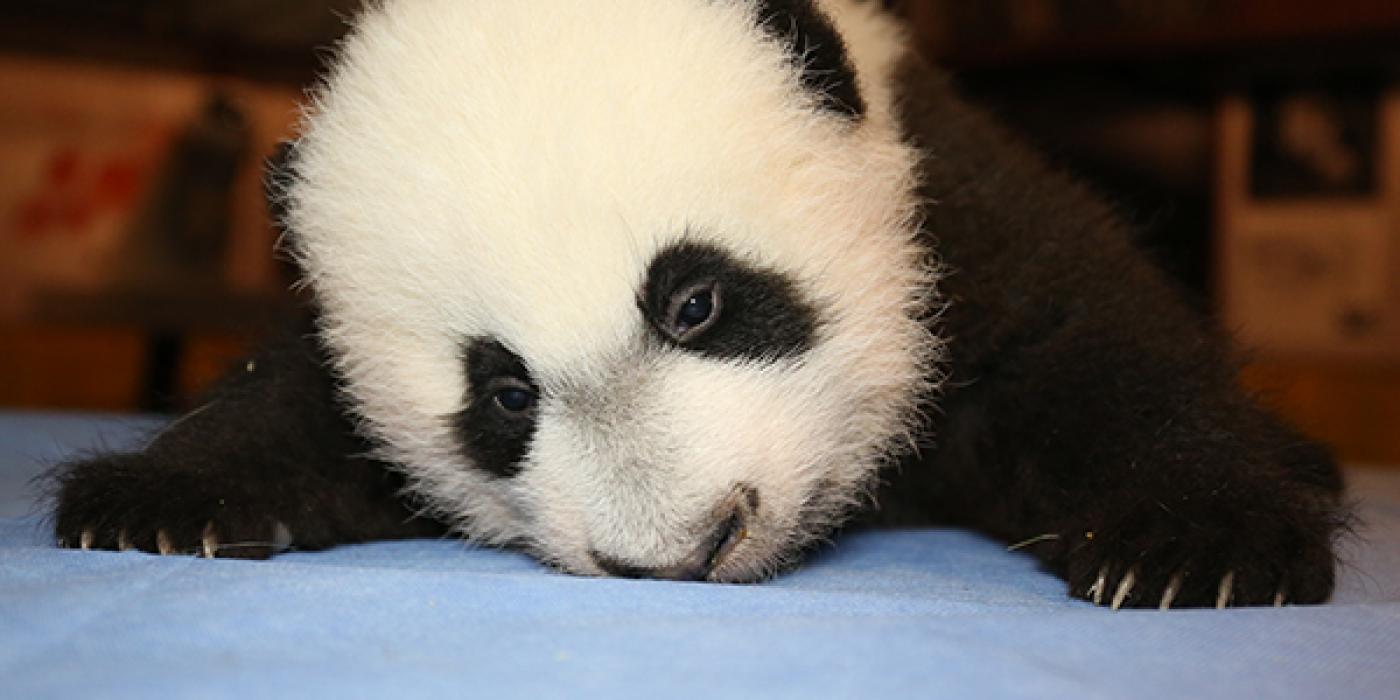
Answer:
[{"xmin": 11, "ymin": 145, "xmax": 157, "ymax": 242}]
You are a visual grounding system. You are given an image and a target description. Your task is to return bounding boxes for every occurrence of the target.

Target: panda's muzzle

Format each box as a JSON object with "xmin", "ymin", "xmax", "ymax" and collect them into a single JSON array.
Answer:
[{"xmin": 590, "ymin": 484, "xmax": 758, "ymax": 582}]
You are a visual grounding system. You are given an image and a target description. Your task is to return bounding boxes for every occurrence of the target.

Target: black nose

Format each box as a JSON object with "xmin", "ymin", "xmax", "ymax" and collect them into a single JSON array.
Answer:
[{"xmin": 591, "ymin": 486, "xmax": 756, "ymax": 581}]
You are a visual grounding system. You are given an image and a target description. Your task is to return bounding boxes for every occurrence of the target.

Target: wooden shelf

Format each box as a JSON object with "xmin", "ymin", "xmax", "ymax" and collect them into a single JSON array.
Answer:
[{"xmin": 909, "ymin": 0, "xmax": 1400, "ymax": 69}]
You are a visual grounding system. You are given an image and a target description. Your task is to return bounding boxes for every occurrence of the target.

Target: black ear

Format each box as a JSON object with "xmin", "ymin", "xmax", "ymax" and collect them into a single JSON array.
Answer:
[
  {"xmin": 753, "ymin": 0, "xmax": 866, "ymax": 119},
  {"xmin": 263, "ymin": 140, "xmax": 299, "ymax": 236},
  {"xmin": 879, "ymin": 0, "xmax": 909, "ymax": 16}
]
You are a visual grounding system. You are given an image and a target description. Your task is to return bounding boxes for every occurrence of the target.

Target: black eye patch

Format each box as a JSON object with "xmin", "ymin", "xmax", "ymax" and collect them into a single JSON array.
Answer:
[
  {"xmin": 454, "ymin": 338, "xmax": 539, "ymax": 479},
  {"xmin": 640, "ymin": 241, "xmax": 818, "ymax": 361}
]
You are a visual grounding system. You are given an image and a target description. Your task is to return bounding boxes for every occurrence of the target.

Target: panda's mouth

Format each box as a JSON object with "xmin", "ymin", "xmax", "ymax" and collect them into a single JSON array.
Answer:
[
  {"xmin": 700, "ymin": 511, "xmax": 748, "ymax": 574},
  {"xmin": 588, "ymin": 484, "xmax": 758, "ymax": 582}
]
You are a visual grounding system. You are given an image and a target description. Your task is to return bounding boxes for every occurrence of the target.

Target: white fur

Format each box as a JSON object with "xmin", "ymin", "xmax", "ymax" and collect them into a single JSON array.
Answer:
[{"xmin": 286, "ymin": 0, "xmax": 940, "ymax": 579}]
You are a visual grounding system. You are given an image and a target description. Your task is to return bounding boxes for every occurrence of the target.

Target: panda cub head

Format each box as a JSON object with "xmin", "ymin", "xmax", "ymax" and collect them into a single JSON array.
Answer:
[{"xmin": 284, "ymin": 0, "xmax": 939, "ymax": 581}]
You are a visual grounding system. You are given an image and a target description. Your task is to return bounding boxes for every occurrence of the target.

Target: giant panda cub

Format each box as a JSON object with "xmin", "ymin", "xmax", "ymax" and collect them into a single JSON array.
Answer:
[{"xmin": 52, "ymin": 0, "xmax": 1349, "ymax": 609}]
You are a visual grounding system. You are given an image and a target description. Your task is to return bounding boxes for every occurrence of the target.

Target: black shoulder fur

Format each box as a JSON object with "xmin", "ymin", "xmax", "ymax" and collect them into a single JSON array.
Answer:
[{"xmin": 865, "ymin": 56, "xmax": 1349, "ymax": 608}]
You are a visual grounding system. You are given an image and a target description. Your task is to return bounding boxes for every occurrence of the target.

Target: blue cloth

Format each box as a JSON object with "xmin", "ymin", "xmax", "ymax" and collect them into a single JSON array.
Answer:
[{"xmin": 2, "ymin": 411, "xmax": 1398, "ymax": 699}]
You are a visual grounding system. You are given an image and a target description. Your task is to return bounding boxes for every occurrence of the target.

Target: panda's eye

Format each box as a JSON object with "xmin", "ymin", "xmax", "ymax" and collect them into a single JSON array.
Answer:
[
  {"xmin": 665, "ymin": 280, "xmax": 722, "ymax": 343},
  {"xmin": 493, "ymin": 386, "xmax": 537, "ymax": 414},
  {"xmin": 642, "ymin": 242, "xmax": 815, "ymax": 360}
]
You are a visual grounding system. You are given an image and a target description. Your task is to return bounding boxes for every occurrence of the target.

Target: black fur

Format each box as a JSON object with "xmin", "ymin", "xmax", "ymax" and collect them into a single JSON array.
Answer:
[
  {"xmin": 864, "ymin": 55, "xmax": 1349, "ymax": 607},
  {"xmin": 753, "ymin": 0, "xmax": 866, "ymax": 118},
  {"xmin": 641, "ymin": 241, "xmax": 818, "ymax": 361},
  {"xmin": 49, "ymin": 321, "xmax": 441, "ymax": 558},
  {"xmin": 455, "ymin": 338, "xmax": 540, "ymax": 479}
]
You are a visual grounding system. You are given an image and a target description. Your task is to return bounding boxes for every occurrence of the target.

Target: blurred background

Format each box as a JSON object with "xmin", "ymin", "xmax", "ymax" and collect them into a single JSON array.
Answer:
[{"xmin": 0, "ymin": 0, "xmax": 1397, "ymax": 464}]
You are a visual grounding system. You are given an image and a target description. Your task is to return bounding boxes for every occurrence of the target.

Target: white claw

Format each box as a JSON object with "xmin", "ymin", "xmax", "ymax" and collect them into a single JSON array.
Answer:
[
  {"xmin": 156, "ymin": 529, "xmax": 173, "ymax": 555},
  {"xmin": 117, "ymin": 529, "xmax": 132, "ymax": 552},
  {"xmin": 1216, "ymin": 570, "xmax": 1236, "ymax": 609},
  {"xmin": 1090, "ymin": 564, "xmax": 1110, "ymax": 605},
  {"xmin": 1111, "ymin": 567, "xmax": 1137, "ymax": 611},
  {"xmin": 272, "ymin": 521, "xmax": 293, "ymax": 553},
  {"xmin": 1274, "ymin": 585, "xmax": 1288, "ymax": 608},
  {"xmin": 1160, "ymin": 571, "xmax": 1184, "ymax": 610},
  {"xmin": 201, "ymin": 522, "xmax": 218, "ymax": 559},
  {"xmin": 79, "ymin": 528, "xmax": 94, "ymax": 550}
]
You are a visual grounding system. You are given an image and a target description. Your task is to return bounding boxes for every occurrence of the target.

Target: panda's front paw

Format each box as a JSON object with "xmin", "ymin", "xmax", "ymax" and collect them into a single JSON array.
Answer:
[
  {"xmin": 52, "ymin": 454, "xmax": 289, "ymax": 560},
  {"xmin": 1057, "ymin": 484, "xmax": 1347, "ymax": 609}
]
